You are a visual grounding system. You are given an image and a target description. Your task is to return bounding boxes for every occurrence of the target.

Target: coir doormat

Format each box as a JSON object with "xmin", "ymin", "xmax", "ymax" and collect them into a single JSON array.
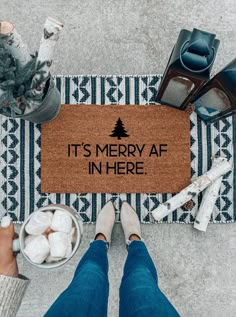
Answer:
[
  {"xmin": 0, "ymin": 75, "xmax": 235, "ymax": 224},
  {"xmin": 41, "ymin": 105, "xmax": 190, "ymax": 193}
]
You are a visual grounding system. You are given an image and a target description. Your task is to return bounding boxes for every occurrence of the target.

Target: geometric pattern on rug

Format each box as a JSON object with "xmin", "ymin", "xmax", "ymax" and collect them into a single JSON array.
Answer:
[{"xmin": 0, "ymin": 75, "xmax": 235, "ymax": 224}]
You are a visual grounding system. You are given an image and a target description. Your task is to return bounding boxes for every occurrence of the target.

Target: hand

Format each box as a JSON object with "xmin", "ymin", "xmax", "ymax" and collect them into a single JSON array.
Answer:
[{"xmin": 0, "ymin": 222, "xmax": 18, "ymax": 277}]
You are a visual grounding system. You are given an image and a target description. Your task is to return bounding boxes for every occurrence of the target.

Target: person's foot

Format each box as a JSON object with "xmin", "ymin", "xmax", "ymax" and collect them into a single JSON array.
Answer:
[
  {"xmin": 95, "ymin": 200, "xmax": 116, "ymax": 244},
  {"xmin": 120, "ymin": 202, "xmax": 142, "ymax": 245}
]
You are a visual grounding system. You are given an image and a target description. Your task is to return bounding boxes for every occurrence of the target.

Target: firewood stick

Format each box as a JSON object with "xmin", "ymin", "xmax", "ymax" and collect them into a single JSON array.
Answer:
[
  {"xmin": 194, "ymin": 158, "xmax": 223, "ymax": 232},
  {"xmin": 0, "ymin": 21, "xmax": 32, "ymax": 68},
  {"xmin": 152, "ymin": 157, "xmax": 232, "ymax": 222},
  {"xmin": 25, "ymin": 17, "xmax": 63, "ymax": 114},
  {"xmin": 31, "ymin": 17, "xmax": 63, "ymax": 94}
]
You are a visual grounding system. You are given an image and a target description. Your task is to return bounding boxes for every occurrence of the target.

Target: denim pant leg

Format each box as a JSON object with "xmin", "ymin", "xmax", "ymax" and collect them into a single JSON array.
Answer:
[
  {"xmin": 119, "ymin": 241, "xmax": 180, "ymax": 317},
  {"xmin": 44, "ymin": 240, "xmax": 109, "ymax": 317}
]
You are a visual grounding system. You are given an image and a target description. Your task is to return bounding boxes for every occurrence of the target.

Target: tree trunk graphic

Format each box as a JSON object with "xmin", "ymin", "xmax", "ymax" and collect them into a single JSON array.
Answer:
[{"xmin": 110, "ymin": 117, "xmax": 129, "ymax": 140}]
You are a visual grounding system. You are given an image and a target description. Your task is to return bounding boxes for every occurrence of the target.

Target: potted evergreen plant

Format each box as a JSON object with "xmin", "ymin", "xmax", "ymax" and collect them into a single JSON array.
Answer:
[{"xmin": 0, "ymin": 18, "xmax": 63, "ymax": 124}]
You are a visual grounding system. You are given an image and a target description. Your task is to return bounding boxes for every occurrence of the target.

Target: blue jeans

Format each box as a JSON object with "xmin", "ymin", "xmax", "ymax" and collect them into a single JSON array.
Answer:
[{"xmin": 44, "ymin": 240, "xmax": 180, "ymax": 317}]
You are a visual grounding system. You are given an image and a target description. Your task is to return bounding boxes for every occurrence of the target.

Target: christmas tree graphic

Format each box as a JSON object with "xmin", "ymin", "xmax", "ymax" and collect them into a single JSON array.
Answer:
[{"xmin": 110, "ymin": 117, "xmax": 129, "ymax": 140}]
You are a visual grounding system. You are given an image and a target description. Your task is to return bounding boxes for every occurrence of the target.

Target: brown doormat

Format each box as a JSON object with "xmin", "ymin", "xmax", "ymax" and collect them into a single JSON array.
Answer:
[{"xmin": 41, "ymin": 105, "xmax": 190, "ymax": 193}]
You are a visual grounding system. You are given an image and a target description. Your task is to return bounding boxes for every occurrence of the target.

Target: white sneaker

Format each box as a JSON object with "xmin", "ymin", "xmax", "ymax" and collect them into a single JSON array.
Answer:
[
  {"xmin": 95, "ymin": 200, "xmax": 115, "ymax": 244},
  {"xmin": 120, "ymin": 201, "xmax": 142, "ymax": 244}
]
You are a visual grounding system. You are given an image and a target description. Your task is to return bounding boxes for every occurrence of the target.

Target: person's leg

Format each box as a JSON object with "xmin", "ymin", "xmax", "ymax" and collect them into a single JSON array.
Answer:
[
  {"xmin": 119, "ymin": 202, "xmax": 180, "ymax": 317},
  {"xmin": 44, "ymin": 200, "xmax": 116, "ymax": 317},
  {"xmin": 120, "ymin": 240, "xmax": 180, "ymax": 317},
  {"xmin": 44, "ymin": 240, "xmax": 109, "ymax": 317}
]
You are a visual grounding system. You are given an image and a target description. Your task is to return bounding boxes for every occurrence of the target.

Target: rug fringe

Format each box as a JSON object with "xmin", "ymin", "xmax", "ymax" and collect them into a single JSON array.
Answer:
[{"xmin": 52, "ymin": 74, "xmax": 162, "ymax": 78}]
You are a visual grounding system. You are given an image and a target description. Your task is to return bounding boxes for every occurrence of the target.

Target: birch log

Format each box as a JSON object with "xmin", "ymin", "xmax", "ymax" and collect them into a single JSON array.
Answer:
[
  {"xmin": 0, "ymin": 21, "xmax": 31, "ymax": 68},
  {"xmin": 33, "ymin": 17, "xmax": 63, "ymax": 87},
  {"xmin": 25, "ymin": 17, "xmax": 63, "ymax": 114},
  {"xmin": 194, "ymin": 158, "xmax": 224, "ymax": 232},
  {"xmin": 152, "ymin": 157, "xmax": 232, "ymax": 222}
]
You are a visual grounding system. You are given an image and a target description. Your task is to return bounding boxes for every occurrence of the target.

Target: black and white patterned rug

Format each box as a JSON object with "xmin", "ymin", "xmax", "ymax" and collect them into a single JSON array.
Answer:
[{"xmin": 0, "ymin": 75, "xmax": 235, "ymax": 224}]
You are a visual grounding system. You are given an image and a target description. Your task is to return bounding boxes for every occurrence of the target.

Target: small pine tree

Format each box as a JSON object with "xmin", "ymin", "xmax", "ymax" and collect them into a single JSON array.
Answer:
[
  {"xmin": 110, "ymin": 117, "xmax": 129, "ymax": 140},
  {"xmin": 0, "ymin": 44, "xmax": 49, "ymax": 117}
]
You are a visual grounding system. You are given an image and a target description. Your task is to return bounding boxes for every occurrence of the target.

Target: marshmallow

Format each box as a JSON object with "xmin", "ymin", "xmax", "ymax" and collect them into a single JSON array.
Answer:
[
  {"xmin": 51, "ymin": 210, "xmax": 72, "ymax": 233},
  {"xmin": 69, "ymin": 227, "xmax": 77, "ymax": 244},
  {"xmin": 24, "ymin": 235, "xmax": 38, "ymax": 247},
  {"xmin": 24, "ymin": 235, "xmax": 50, "ymax": 264},
  {"xmin": 45, "ymin": 211, "xmax": 54, "ymax": 222},
  {"xmin": 25, "ymin": 211, "xmax": 52, "ymax": 235},
  {"xmin": 48, "ymin": 232, "xmax": 70, "ymax": 258},
  {"xmin": 65, "ymin": 241, "xmax": 72, "ymax": 258}
]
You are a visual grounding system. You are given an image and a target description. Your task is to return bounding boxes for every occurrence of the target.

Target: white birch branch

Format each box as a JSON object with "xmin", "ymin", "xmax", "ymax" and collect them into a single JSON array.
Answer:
[
  {"xmin": 0, "ymin": 21, "xmax": 31, "ymax": 68},
  {"xmin": 25, "ymin": 17, "xmax": 63, "ymax": 114},
  {"xmin": 152, "ymin": 157, "xmax": 232, "ymax": 222},
  {"xmin": 31, "ymin": 17, "xmax": 63, "ymax": 92},
  {"xmin": 194, "ymin": 158, "xmax": 223, "ymax": 232}
]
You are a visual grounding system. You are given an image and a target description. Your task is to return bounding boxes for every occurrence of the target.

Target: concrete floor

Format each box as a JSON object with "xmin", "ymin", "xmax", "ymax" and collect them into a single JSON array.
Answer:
[
  {"xmin": 0, "ymin": 0, "xmax": 235, "ymax": 316},
  {"xmin": 16, "ymin": 223, "xmax": 236, "ymax": 317}
]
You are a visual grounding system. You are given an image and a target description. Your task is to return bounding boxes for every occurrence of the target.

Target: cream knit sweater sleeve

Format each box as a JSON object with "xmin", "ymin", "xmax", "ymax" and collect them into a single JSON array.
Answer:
[{"xmin": 0, "ymin": 274, "xmax": 30, "ymax": 317}]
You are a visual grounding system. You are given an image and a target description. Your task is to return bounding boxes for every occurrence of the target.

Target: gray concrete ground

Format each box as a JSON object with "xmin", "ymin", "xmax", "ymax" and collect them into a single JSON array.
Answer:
[
  {"xmin": 16, "ymin": 224, "xmax": 236, "ymax": 317},
  {"xmin": 0, "ymin": 0, "xmax": 235, "ymax": 316}
]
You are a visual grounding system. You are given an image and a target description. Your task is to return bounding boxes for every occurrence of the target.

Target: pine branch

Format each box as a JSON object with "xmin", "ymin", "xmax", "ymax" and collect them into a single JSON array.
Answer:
[{"xmin": 0, "ymin": 44, "xmax": 48, "ymax": 116}]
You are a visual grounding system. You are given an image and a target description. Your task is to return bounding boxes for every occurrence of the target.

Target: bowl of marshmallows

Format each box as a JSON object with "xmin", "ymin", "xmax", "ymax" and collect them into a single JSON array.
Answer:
[{"xmin": 19, "ymin": 204, "xmax": 83, "ymax": 268}]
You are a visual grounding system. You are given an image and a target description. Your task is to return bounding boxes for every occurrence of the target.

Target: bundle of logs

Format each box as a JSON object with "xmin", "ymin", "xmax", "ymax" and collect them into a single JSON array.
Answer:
[
  {"xmin": 0, "ymin": 17, "xmax": 63, "ymax": 117},
  {"xmin": 152, "ymin": 156, "xmax": 233, "ymax": 232}
]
